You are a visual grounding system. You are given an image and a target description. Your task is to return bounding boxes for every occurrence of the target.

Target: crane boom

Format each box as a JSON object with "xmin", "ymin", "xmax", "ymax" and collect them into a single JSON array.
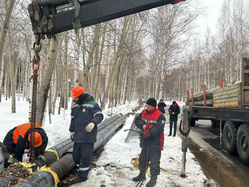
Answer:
[{"xmin": 28, "ymin": 0, "xmax": 185, "ymax": 44}]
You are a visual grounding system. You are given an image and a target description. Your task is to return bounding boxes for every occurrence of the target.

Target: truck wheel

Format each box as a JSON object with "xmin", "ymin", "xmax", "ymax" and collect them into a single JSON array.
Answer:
[
  {"xmin": 222, "ymin": 121, "xmax": 237, "ymax": 154},
  {"xmin": 190, "ymin": 118, "xmax": 195, "ymax": 127},
  {"xmin": 236, "ymin": 124, "xmax": 249, "ymax": 165}
]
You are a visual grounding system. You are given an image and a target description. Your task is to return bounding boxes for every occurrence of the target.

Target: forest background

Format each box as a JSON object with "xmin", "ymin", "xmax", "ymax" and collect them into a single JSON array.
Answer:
[{"xmin": 0, "ymin": 0, "xmax": 249, "ymax": 126}]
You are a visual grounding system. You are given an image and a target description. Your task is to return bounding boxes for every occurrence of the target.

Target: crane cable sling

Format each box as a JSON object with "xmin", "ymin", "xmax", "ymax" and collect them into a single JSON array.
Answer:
[{"xmin": 29, "ymin": 43, "xmax": 41, "ymax": 159}]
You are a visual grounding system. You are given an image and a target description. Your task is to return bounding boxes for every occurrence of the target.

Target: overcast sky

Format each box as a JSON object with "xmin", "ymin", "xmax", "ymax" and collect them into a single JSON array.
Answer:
[{"xmin": 196, "ymin": 0, "xmax": 224, "ymax": 38}]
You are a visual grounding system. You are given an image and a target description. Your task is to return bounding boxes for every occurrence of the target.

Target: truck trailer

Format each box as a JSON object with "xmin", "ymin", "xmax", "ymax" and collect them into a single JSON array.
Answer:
[{"xmin": 185, "ymin": 57, "xmax": 249, "ymax": 165}]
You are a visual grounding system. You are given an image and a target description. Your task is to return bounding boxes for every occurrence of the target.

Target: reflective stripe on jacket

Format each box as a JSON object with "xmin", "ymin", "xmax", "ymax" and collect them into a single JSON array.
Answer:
[
  {"xmin": 69, "ymin": 98, "xmax": 103, "ymax": 143},
  {"xmin": 13, "ymin": 123, "xmax": 41, "ymax": 144},
  {"xmin": 3, "ymin": 123, "xmax": 48, "ymax": 161},
  {"xmin": 136, "ymin": 107, "xmax": 165, "ymax": 151}
]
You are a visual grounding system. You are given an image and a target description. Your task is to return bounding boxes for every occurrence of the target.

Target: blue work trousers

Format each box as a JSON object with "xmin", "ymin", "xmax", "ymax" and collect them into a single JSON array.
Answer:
[{"xmin": 73, "ymin": 143, "xmax": 94, "ymax": 179}]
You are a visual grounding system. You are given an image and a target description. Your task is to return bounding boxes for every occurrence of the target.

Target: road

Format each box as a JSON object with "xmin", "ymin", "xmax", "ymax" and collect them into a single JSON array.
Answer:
[{"xmin": 188, "ymin": 120, "xmax": 249, "ymax": 187}]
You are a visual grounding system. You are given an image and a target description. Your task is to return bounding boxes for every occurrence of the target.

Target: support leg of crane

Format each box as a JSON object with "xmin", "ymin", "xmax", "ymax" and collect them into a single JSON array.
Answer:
[{"xmin": 220, "ymin": 121, "xmax": 223, "ymax": 148}]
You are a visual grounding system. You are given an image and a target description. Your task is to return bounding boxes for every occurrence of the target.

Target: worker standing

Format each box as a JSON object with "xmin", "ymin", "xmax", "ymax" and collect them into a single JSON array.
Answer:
[
  {"xmin": 2, "ymin": 123, "xmax": 48, "ymax": 166},
  {"xmin": 157, "ymin": 99, "xmax": 166, "ymax": 114},
  {"xmin": 133, "ymin": 98, "xmax": 165, "ymax": 187},
  {"xmin": 69, "ymin": 86, "xmax": 103, "ymax": 184},
  {"xmin": 168, "ymin": 101, "xmax": 180, "ymax": 137}
]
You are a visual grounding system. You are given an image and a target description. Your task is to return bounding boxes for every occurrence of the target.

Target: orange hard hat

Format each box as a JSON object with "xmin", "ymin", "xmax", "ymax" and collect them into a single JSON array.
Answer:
[
  {"xmin": 71, "ymin": 86, "xmax": 85, "ymax": 98},
  {"xmin": 28, "ymin": 132, "xmax": 42, "ymax": 147}
]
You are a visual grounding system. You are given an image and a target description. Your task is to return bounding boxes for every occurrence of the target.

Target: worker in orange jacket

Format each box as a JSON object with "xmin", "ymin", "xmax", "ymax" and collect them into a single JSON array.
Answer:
[{"xmin": 2, "ymin": 123, "xmax": 48, "ymax": 165}]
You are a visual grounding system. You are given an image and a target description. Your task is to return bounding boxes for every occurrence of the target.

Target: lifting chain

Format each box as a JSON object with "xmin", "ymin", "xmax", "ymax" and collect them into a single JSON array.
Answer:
[{"xmin": 29, "ymin": 42, "xmax": 41, "ymax": 159}]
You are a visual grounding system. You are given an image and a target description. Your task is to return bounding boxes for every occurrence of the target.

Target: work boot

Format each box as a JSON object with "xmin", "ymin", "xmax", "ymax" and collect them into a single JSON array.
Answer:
[
  {"xmin": 132, "ymin": 173, "xmax": 146, "ymax": 181},
  {"xmin": 71, "ymin": 176, "xmax": 87, "ymax": 184},
  {"xmin": 146, "ymin": 176, "xmax": 157, "ymax": 187}
]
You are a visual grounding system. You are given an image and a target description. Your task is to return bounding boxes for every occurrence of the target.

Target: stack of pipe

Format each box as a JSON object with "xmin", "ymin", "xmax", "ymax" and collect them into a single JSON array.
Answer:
[
  {"xmin": 14, "ymin": 114, "xmax": 127, "ymax": 187},
  {"xmin": 189, "ymin": 87, "xmax": 220, "ymax": 106}
]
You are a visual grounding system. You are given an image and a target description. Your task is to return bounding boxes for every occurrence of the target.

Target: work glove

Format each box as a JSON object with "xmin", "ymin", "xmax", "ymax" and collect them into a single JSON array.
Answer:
[
  {"xmin": 145, "ymin": 123, "xmax": 155, "ymax": 130},
  {"xmin": 142, "ymin": 130, "xmax": 150, "ymax": 138},
  {"xmin": 7, "ymin": 155, "xmax": 18, "ymax": 164},
  {"xmin": 38, "ymin": 155, "xmax": 46, "ymax": 162},
  {"xmin": 85, "ymin": 122, "xmax": 95, "ymax": 133},
  {"xmin": 70, "ymin": 132, "xmax": 74, "ymax": 140}
]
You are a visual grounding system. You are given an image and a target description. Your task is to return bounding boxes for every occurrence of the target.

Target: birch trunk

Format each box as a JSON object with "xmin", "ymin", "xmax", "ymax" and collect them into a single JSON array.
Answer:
[
  {"xmin": 0, "ymin": 0, "xmax": 15, "ymax": 102},
  {"xmin": 74, "ymin": 31, "xmax": 80, "ymax": 86},
  {"xmin": 103, "ymin": 17, "xmax": 129, "ymax": 108},
  {"xmin": 62, "ymin": 32, "xmax": 68, "ymax": 110},
  {"xmin": 7, "ymin": 28, "xmax": 16, "ymax": 113},
  {"xmin": 82, "ymin": 25, "xmax": 100, "ymax": 92},
  {"xmin": 110, "ymin": 17, "xmax": 129, "ymax": 107},
  {"xmin": 53, "ymin": 36, "xmax": 62, "ymax": 115},
  {"xmin": 95, "ymin": 22, "xmax": 107, "ymax": 101},
  {"xmin": 36, "ymin": 38, "xmax": 58, "ymax": 126},
  {"xmin": 81, "ymin": 29, "xmax": 86, "ymax": 85}
]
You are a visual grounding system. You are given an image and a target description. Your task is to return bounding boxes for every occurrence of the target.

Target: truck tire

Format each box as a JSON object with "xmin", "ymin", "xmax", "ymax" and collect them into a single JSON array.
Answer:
[
  {"xmin": 236, "ymin": 124, "xmax": 249, "ymax": 165},
  {"xmin": 190, "ymin": 118, "xmax": 195, "ymax": 127},
  {"xmin": 222, "ymin": 121, "xmax": 237, "ymax": 154}
]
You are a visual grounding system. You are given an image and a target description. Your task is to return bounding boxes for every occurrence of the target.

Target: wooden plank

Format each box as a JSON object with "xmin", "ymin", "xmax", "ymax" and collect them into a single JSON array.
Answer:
[
  {"xmin": 214, "ymin": 88, "xmax": 239, "ymax": 96},
  {"xmin": 213, "ymin": 82, "xmax": 241, "ymax": 107},
  {"xmin": 213, "ymin": 93, "xmax": 239, "ymax": 100},
  {"xmin": 214, "ymin": 98, "xmax": 238, "ymax": 104},
  {"xmin": 214, "ymin": 83, "xmax": 240, "ymax": 94},
  {"xmin": 213, "ymin": 91, "xmax": 239, "ymax": 100}
]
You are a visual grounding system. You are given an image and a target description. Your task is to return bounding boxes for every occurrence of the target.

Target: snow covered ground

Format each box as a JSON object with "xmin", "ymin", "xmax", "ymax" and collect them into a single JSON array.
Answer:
[{"xmin": 0, "ymin": 97, "xmax": 213, "ymax": 187}]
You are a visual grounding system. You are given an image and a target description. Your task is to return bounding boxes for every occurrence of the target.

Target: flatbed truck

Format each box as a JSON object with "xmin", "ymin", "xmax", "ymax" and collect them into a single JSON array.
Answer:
[{"xmin": 185, "ymin": 57, "xmax": 249, "ymax": 165}]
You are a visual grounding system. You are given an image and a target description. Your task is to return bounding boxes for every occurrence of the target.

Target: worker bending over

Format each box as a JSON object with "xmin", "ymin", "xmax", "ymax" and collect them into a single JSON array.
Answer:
[{"xmin": 2, "ymin": 122, "xmax": 48, "ymax": 166}]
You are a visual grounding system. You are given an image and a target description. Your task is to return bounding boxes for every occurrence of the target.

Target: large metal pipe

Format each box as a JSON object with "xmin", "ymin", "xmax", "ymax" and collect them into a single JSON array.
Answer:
[
  {"xmin": 27, "ymin": 139, "xmax": 74, "ymax": 171},
  {"xmin": 95, "ymin": 115, "xmax": 127, "ymax": 150},
  {"xmin": 48, "ymin": 139, "xmax": 73, "ymax": 158},
  {"xmin": 0, "ymin": 139, "xmax": 73, "ymax": 187},
  {"xmin": 15, "ymin": 152, "xmax": 75, "ymax": 187},
  {"xmin": 15, "ymin": 115, "xmax": 127, "ymax": 187},
  {"xmin": 98, "ymin": 114, "xmax": 121, "ymax": 132}
]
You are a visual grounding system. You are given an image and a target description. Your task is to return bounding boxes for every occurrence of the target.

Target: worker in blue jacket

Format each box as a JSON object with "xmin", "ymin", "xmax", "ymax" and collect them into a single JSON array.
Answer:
[{"xmin": 69, "ymin": 86, "xmax": 103, "ymax": 184}]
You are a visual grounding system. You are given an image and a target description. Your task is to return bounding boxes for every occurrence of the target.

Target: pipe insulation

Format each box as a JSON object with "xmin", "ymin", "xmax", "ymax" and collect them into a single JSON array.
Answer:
[
  {"xmin": 15, "ymin": 115, "xmax": 127, "ymax": 187},
  {"xmin": 0, "ymin": 139, "xmax": 73, "ymax": 187}
]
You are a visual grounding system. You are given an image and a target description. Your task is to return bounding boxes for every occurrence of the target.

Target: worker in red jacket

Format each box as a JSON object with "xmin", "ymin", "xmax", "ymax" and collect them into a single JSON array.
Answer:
[
  {"xmin": 133, "ymin": 98, "xmax": 165, "ymax": 187},
  {"xmin": 2, "ymin": 123, "xmax": 48, "ymax": 165}
]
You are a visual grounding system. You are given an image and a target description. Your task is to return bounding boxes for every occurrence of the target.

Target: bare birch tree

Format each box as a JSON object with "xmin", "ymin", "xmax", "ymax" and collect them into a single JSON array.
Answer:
[
  {"xmin": 36, "ymin": 38, "xmax": 58, "ymax": 126},
  {"xmin": 0, "ymin": 0, "xmax": 15, "ymax": 102}
]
